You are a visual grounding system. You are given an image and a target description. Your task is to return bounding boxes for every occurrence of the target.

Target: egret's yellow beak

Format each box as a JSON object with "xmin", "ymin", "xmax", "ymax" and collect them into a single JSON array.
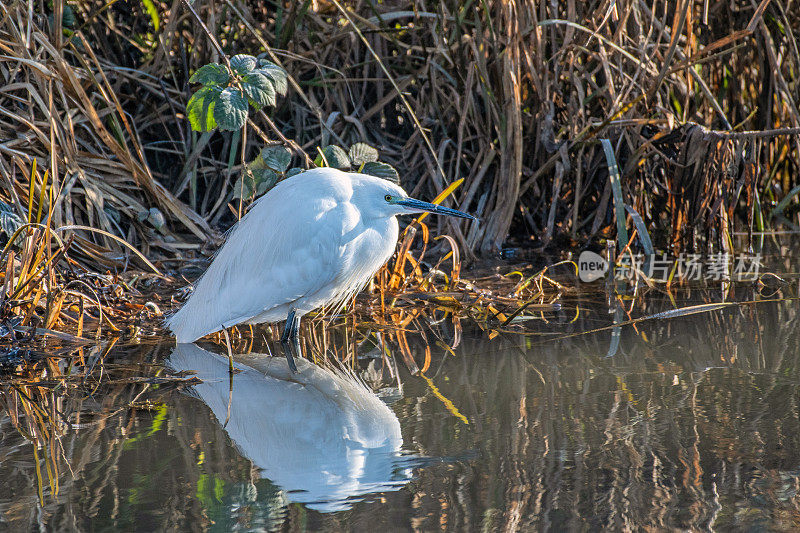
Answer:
[{"xmin": 397, "ymin": 198, "xmax": 476, "ymax": 220}]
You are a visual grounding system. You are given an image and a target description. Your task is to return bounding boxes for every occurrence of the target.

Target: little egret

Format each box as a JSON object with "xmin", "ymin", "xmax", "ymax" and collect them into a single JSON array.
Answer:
[{"xmin": 167, "ymin": 167, "xmax": 474, "ymax": 370}]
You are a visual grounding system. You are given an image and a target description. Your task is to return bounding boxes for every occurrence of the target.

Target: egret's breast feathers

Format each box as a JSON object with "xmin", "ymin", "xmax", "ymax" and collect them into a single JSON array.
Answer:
[{"xmin": 318, "ymin": 216, "xmax": 399, "ymax": 316}]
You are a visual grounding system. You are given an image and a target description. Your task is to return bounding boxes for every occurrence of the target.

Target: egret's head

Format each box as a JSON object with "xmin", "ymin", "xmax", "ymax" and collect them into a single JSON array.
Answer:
[{"xmin": 359, "ymin": 175, "xmax": 476, "ymax": 221}]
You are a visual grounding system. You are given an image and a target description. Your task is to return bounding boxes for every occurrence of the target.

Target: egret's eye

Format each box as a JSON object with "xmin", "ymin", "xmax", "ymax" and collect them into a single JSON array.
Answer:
[{"xmin": 384, "ymin": 194, "xmax": 392, "ymax": 202}]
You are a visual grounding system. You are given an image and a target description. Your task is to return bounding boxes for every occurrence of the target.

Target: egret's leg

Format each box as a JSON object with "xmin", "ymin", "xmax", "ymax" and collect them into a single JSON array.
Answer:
[
  {"xmin": 280, "ymin": 310, "xmax": 300, "ymax": 373},
  {"xmin": 280, "ymin": 310, "xmax": 295, "ymax": 343},
  {"xmin": 290, "ymin": 312, "xmax": 301, "ymax": 338}
]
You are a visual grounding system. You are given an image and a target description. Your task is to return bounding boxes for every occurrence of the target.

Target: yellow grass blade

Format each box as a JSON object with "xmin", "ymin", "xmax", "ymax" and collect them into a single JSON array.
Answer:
[
  {"xmin": 27, "ymin": 158, "xmax": 37, "ymax": 223},
  {"xmin": 420, "ymin": 373, "xmax": 469, "ymax": 425},
  {"xmin": 414, "ymin": 178, "xmax": 465, "ymax": 225}
]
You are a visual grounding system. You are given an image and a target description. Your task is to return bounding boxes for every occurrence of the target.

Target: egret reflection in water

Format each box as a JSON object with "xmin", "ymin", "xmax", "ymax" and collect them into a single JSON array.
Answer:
[{"xmin": 168, "ymin": 343, "xmax": 411, "ymax": 512}]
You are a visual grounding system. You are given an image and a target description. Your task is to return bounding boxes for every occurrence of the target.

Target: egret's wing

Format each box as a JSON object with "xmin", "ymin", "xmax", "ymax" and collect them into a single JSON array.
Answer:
[{"xmin": 168, "ymin": 177, "xmax": 354, "ymax": 341}]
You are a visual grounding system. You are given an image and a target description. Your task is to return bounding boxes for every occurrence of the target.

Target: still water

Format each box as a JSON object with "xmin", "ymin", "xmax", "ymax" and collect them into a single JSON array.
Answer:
[{"xmin": 1, "ymin": 282, "xmax": 800, "ymax": 531}]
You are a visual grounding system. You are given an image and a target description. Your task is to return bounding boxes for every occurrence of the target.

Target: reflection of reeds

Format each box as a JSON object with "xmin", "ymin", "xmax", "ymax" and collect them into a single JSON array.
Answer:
[
  {"xmin": 391, "ymin": 290, "xmax": 800, "ymax": 531},
  {"xmin": 1, "ymin": 344, "xmax": 94, "ymax": 507},
  {"xmin": 1, "ymin": 370, "xmax": 65, "ymax": 505},
  {"xmin": 0, "ymin": 342, "xmax": 201, "ymax": 517}
]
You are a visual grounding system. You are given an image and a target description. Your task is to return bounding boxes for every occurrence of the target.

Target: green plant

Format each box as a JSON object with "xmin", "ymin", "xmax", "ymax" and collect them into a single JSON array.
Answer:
[
  {"xmin": 314, "ymin": 143, "xmax": 400, "ymax": 184},
  {"xmin": 233, "ymin": 142, "xmax": 401, "ymax": 201},
  {"xmin": 186, "ymin": 54, "xmax": 287, "ymax": 132},
  {"xmin": 186, "ymin": 52, "xmax": 400, "ymax": 204},
  {"xmin": 233, "ymin": 145, "xmax": 291, "ymax": 199}
]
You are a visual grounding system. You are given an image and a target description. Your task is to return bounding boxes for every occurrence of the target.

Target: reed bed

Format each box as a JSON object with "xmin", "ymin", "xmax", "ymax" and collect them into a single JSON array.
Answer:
[
  {"xmin": 2, "ymin": 0, "xmax": 799, "ymax": 265},
  {"xmin": 0, "ymin": 159, "xmax": 169, "ymax": 348}
]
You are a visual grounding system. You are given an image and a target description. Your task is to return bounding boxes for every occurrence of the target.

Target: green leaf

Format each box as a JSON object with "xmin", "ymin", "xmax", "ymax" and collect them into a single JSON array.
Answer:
[
  {"xmin": 255, "ymin": 60, "xmax": 288, "ymax": 96},
  {"xmin": 230, "ymin": 54, "xmax": 257, "ymax": 75},
  {"xmin": 361, "ymin": 161, "xmax": 400, "ymax": 183},
  {"xmin": 62, "ymin": 5, "xmax": 76, "ymax": 27},
  {"xmin": 214, "ymin": 87, "xmax": 248, "ymax": 131},
  {"xmin": 256, "ymin": 171, "xmax": 280, "ymax": 195},
  {"xmin": 348, "ymin": 142, "xmax": 379, "ymax": 166},
  {"xmin": 233, "ymin": 168, "xmax": 279, "ymax": 199},
  {"xmin": 315, "ymin": 145, "xmax": 350, "ymax": 169},
  {"xmin": 190, "ymin": 63, "xmax": 230, "ymax": 86},
  {"xmin": 770, "ymin": 183, "xmax": 800, "ymax": 218},
  {"xmin": 241, "ymin": 72, "xmax": 276, "ymax": 109},
  {"xmin": 0, "ymin": 201, "xmax": 23, "ymax": 237},
  {"xmin": 138, "ymin": 207, "xmax": 166, "ymax": 231},
  {"xmin": 187, "ymin": 85, "xmax": 221, "ymax": 132},
  {"xmin": 257, "ymin": 145, "xmax": 291, "ymax": 172},
  {"xmin": 285, "ymin": 167, "xmax": 304, "ymax": 178},
  {"xmin": 600, "ymin": 138, "xmax": 628, "ymax": 252}
]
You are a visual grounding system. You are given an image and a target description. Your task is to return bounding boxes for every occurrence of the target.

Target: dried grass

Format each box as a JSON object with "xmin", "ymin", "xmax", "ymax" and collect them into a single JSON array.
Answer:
[{"xmin": 3, "ymin": 0, "xmax": 799, "ymax": 261}]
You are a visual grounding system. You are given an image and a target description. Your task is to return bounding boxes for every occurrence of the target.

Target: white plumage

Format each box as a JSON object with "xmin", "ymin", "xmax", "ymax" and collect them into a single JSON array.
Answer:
[{"xmin": 167, "ymin": 167, "xmax": 474, "ymax": 354}]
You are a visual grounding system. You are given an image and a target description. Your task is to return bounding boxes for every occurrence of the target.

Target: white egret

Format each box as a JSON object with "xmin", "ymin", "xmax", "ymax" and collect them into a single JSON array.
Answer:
[{"xmin": 167, "ymin": 167, "xmax": 474, "ymax": 371}]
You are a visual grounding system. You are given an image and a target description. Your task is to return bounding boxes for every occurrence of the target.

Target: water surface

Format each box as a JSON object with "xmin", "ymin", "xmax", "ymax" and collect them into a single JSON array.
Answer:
[{"xmin": 1, "ymin": 282, "xmax": 800, "ymax": 531}]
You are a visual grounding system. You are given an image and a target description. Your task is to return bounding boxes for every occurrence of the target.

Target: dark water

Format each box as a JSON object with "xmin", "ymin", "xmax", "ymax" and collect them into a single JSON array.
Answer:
[{"xmin": 2, "ymin": 281, "xmax": 800, "ymax": 531}]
